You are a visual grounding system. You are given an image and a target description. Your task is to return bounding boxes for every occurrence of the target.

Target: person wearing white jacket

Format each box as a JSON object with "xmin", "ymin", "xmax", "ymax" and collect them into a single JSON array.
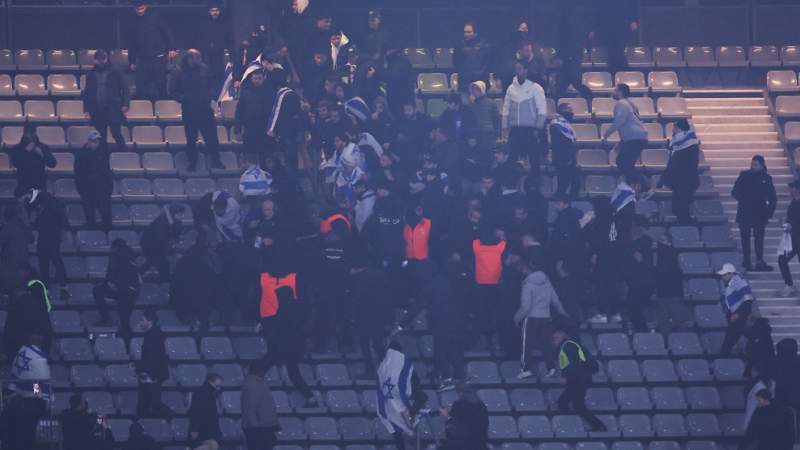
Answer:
[
  {"xmin": 513, "ymin": 258, "xmax": 568, "ymax": 379},
  {"xmin": 502, "ymin": 61, "xmax": 547, "ymax": 176}
]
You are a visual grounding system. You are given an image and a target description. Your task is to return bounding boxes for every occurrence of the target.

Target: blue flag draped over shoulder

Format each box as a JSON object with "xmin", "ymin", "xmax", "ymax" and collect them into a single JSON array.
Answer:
[
  {"xmin": 722, "ymin": 274, "xmax": 754, "ymax": 313},
  {"xmin": 376, "ymin": 348, "xmax": 414, "ymax": 434}
]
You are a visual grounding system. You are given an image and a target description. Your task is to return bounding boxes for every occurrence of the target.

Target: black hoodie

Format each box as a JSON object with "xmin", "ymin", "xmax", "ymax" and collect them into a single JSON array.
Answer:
[{"xmin": 775, "ymin": 338, "xmax": 800, "ymax": 408}]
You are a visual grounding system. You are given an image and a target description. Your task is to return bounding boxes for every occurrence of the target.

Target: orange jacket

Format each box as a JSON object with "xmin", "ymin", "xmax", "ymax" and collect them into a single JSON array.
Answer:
[
  {"xmin": 403, "ymin": 218, "xmax": 431, "ymax": 260},
  {"xmin": 320, "ymin": 214, "xmax": 352, "ymax": 235},
  {"xmin": 473, "ymin": 239, "xmax": 506, "ymax": 285},
  {"xmin": 259, "ymin": 272, "xmax": 297, "ymax": 318}
]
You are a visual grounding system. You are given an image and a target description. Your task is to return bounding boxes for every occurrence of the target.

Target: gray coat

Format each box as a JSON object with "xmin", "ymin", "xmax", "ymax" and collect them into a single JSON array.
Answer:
[{"xmin": 241, "ymin": 374, "xmax": 279, "ymax": 430}]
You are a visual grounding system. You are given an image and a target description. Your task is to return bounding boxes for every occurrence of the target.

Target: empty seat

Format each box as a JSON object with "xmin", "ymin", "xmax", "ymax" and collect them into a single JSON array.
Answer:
[
  {"xmin": 702, "ymin": 225, "xmax": 735, "ymax": 250},
  {"xmin": 628, "ymin": 97, "xmax": 658, "ymax": 120},
  {"xmin": 0, "ymin": 50, "xmax": 13, "ymax": 71},
  {"xmin": 487, "ymin": 415, "xmax": 519, "ymax": 439},
  {"xmin": 670, "ymin": 226, "xmax": 702, "ymax": 249},
  {"xmin": 653, "ymin": 414, "xmax": 687, "ymax": 437},
  {"xmin": 325, "ymin": 390, "xmax": 362, "ymax": 413},
  {"xmin": 654, "ymin": 47, "xmax": 684, "ymax": 68},
  {"xmin": 276, "ymin": 418, "xmax": 306, "ymax": 441},
  {"xmin": 607, "ymin": 360, "xmax": 642, "ymax": 384},
  {"xmin": 120, "ymin": 178, "xmax": 153, "ymax": 201},
  {"xmin": 658, "ymin": 97, "xmax": 690, "ymax": 119},
  {"xmin": 142, "ymin": 152, "xmax": 176, "ymax": 175},
  {"xmin": 47, "ymin": 49, "xmax": 79, "ymax": 71},
  {"xmin": 0, "ymin": 74, "xmax": 12, "ymax": 96},
  {"xmin": 426, "ymin": 98, "xmax": 447, "ymax": 118},
  {"xmin": 686, "ymin": 386, "xmax": 722, "ymax": 410},
  {"xmin": 719, "ymin": 413, "xmax": 744, "ymax": 437},
  {"xmin": 767, "ymin": 70, "xmax": 800, "ymax": 93},
  {"xmin": 404, "ymin": 48, "xmax": 435, "ymax": 69},
  {"xmin": 83, "ymin": 391, "xmax": 115, "ymax": 415},
  {"xmin": 685, "ymin": 47, "xmax": 716, "ymax": 67},
  {"xmin": 0, "ymin": 100, "xmax": 25, "ymax": 122},
  {"xmin": 552, "ymin": 415, "xmax": 587, "ymax": 438},
  {"xmin": 615, "ymin": 71, "xmax": 647, "ymax": 94},
  {"xmin": 130, "ymin": 204, "xmax": 161, "ymax": 225},
  {"xmin": 106, "ymin": 364, "xmax": 138, "ymax": 387},
  {"xmin": 465, "ymin": 361, "xmax": 501, "ymax": 384},
  {"xmin": 110, "ymin": 153, "xmax": 143, "ymax": 175},
  {"xmin": 316, "ymin": 363, "xmax": 351, "ymax": 386},
  {"xmin": 573, "ymin": 124, "xmax": 601, "ymax": 146},
  {"xmin": 185, "ymin": 178, "xmax": 216, "ymax": 200},
  {"xmin": 712, "ymin": 358, "xmax": 745, "ymax": 381},
  {"xmin": 641, "ymin": 148, "xmax": 667, "ymax": 168},
  {"xmin": 57, "ymin": 338, "xmax": 95, "ymax": 361},
  {"xmin": 625, "ymin": 47, "xmax": 654, "ymax": 68},
  {"xmin": 586, "ymin": 388, "xmax": 617, "ymax": 411},
  {"xmin": 598, "ymin": 333, "xmax": 632, "ymax": 357},
  {"xmin": 71, "ymin": 364, "xmax": 106, "ymax": 388},
  {"xmin": 155, "ymin": 100, "xmax": 182, "ymax": 121},
  {"xmin": 340, "ymin": 417, "xmax": 375, "ymax": 441},
  {"xmin": 477, "ymin": 389, "xmax": 511, "ymax": 412},
  {"xmin": 716, "ymin": 46, "xmax": 747, "ymax": 68},
  {"xmin": 633, "ymin": 333, "xmax": 667, "ymax": 356},
  {"xmin": 52, "ymin": 310, "xmax": 83, "ymax": 333},
  {"xmin": 417, "ymin": 73, "xmax": 449, "ymax": 95},
  {"xmin": 200, "ymin": 337, "xmax": 235, "ymax": 360},
  {"xmin": 166, "ymin": 337, "xmax": 200, "ymax": 360},
  {"xmin": 695, "ymin": 305, "xmax": 727, "ymax": 329},
  {"xmin": 577, "ymin": 149, "xmax": 611, "ymax": 171},
  {"xmin": 685, "ymin": 442, "xmax": 719, "ymax": 450},
  {"xmin": 139, "ymin": 418, "xmax": 173, "ymax": 442},
  {"xmin": 433, "ymin": 48, "xmax": 454, "ymax": 69},
  {"xmin": 618, "ymin": 387, "xmax": 652, "ymax": 411},
  {"xmin": 176, "ymin": 364, "xmax": 207, "ymax": 387},
  {"xmin": 651, "ymin": 387, "xmax": 686, "ymax": 410},
  {"xmin": 25, "ymin": 100, "xmax": 56, "ymax": 122},
  {"xmin": 306, "ymin": 417, "xmax": 340, "ymax": 440},
  {"xmin": 678, "ymin": 253, "xmax": 711, "ymax": 275},
  {"xmin": 585, "ymin": 175, "xmax": 616, "ymax": 195},
  {"xmin": 15, "ymin": 49, "xmax": 46, "ymax": 71},
  {"xmin": 15, "ymin": 74, "xmax": 47, "ymax": 96},
  {"xmin": 785, "ymin": 122, "xmax": 800, "ymax": 144},
  {"xmin": 782, "ymin": 45, "xmax": 800, "ymax": 67},
  {"xmin": 558, "ymin": 97, "xmax": 591, "ymax": 120},
  {"xmin": 132, "ymin": 125, "xmax": 164, "ymax": 147},
  {"xmin": 164, "ymin": 126, "xmax": 187, "ymax": 146},
  {"xmin": 619, "ymin": 414, "xmax": 654, "ymax": 438},
  {"xmin": 776, "ymin": 96, "xmax": 800, "ymax": 118},
  {"xmin": 76, "ymin": 230, "xmax": 109, "ymax": 252},
  {"xmin": 57, "ymin": 100, "xmax": 87, "ymax": 122},
  {"xmin": 510, "ymin": 388, "xmax": 546, "ymax": 412},
  {"xmin": 48, "ymin": 74, "xmax": 80, "ymax": 96},
  {"xmin": 591, "ymin": 97, "xmax": 616, "ymax": 120},
  {"xmin": 152, "ymin": 178, "xmax": 187, "ymax": 201},
  {"xmin": 582, "ymin": 72, "xmax": 613, "ymax": 94},
  {"xmin": 648, "ymin": 71, "xmax": 681, "ymax": 94},
  {"xmin": 678, "ymin": 359, "xmax": 713, "ymax": 382},
  {"xmin": 126, "ymin": 100, "xmax": 155, "ymax": 122},
  {"xmin": 590, "ymin": 47, "xmax": 609, "ymax": 68},
  {"xmin": 749, "ymin": 45, "xmax": 780, "ymax": 67},
  {"xmin": 668, "ymin": 333, "xmax": 703, "ymax": 356},
  {"xmin": 221, "ymin": 390, "xmax": 241, "ymax": 414}
]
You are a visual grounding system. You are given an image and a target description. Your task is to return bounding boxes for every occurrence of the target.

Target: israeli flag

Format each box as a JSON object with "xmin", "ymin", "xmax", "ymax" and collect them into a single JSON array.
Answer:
[
  {"xmin": 611, "ymin": 181, "xmax": 636, "ymax": 213},
  {"xmin": 723, "ymin": 274, "xmax": 754, "ymax": 313},
  {"xmin": 376, "ymin": 348, "xmax": 414, "ymax": 434},
  {"xmin": 217, "ymin": 62, "xmax": 236, "ymax": 103}
]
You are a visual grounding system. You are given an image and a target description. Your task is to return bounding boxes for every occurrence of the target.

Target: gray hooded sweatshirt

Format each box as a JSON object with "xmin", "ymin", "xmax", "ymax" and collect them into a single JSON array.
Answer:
[{"xmin": 514, "ymin": 270, "xmax": 567, "ymax": 323}]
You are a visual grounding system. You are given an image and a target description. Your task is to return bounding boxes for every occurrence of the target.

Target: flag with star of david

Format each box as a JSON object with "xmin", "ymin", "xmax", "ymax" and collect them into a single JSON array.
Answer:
[{"xmin": 376, "ymin": 348, "xmax": 414, "ymax": 434}]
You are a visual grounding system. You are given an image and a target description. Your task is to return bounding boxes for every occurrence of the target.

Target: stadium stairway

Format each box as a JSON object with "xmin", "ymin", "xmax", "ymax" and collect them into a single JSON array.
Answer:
[{"xmin": 685, "ymin": 89, "xmax": 800, "ymax": 341}]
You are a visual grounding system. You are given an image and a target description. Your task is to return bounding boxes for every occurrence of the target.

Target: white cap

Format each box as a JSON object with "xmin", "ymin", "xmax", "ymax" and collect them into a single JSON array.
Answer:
[{"xmin": 717, "ymin": 263, "xmax": 737, "ymax": 276}]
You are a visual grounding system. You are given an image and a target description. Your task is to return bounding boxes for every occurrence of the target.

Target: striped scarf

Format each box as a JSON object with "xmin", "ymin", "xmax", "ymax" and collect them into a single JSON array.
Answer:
[
  {"xmin": 551, "ymin": 114, "xmax": 576, "ymax": 142},
  {"xmin": 669, "ymin": 129, "xmax": 699, "ymax": 153},
  {"xmin": 723, "ymin": 274, "xmax": 754, "ymax": 313}
]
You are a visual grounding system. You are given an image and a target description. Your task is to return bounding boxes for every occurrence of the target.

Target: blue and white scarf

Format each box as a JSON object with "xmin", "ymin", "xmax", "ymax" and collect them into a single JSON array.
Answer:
[
  {"xmin": 345, "ymin": 96, "xmax": 371, "ymax": 123},
  {"xmin": 377, "ymin": 348, "xmax": 414, "ymax": 434},
  {"xmin": 669, "ymin": 129, "xmax": 699, "ymax": 154},
  {"xmin": 723, "ymin": 274, "xmax": 754, "ymax": 313},
  {"xmin": 611, "ymin": 181, "xmax": 636, "ymax": 213},
  {"xmin": 217, "ymin": 62, "xmax": 236, "ymax": 103},
  {"xmin": 551, "ymin": 114, "xmax": 576, "ymax": 143}
]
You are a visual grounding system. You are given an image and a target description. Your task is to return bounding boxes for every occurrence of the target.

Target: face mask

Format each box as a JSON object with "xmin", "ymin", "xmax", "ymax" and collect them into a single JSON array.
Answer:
[{"xmin": 561, "ymin": 111, "xmax": 574, "ymax": 122}]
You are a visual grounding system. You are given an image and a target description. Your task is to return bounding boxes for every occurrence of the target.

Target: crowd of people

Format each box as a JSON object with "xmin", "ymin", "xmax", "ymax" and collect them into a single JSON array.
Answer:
[{"xmin": 0, "ymin": 1, "xmax": 799, "ymax": 449}]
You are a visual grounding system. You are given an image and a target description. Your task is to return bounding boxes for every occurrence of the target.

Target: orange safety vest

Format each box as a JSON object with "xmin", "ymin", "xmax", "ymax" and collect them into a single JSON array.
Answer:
[
  {"xmin": 403, "ymin": 218, "xmax": 431, "ymax": 260},
  {"xmin": 259, "ymin": 272, "xmax": 297, "ymax": 318},
  {"xmin": 320, "ymin": 214, "xmax": 352, "ymax": 235},
  {"xmin": 473, "ymin": 239, "xmax": 506, "ymax": 285}
]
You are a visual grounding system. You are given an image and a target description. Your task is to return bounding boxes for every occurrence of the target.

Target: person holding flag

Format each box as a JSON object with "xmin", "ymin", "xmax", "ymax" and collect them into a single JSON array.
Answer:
[
  {"xmin": 377, "ymin": 342, "xmax": 425, "ymax": 449},
  {"xmin": 718, "ymin": 263, "xmax": 755, "ymax": 355}
]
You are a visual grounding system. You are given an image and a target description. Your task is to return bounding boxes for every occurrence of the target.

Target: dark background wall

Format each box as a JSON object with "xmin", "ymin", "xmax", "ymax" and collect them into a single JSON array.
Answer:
[{"xmin": 2, "ymin": 0, "xmax": 800, "ymax": 50}]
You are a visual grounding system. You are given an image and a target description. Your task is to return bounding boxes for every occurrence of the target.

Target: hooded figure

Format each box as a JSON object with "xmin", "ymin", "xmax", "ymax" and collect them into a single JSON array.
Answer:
[
  {"xmin": 775, "ymin": 338, "xmax": 800, "ymax": 409},
  {"xmin": 745, "ymin": 318, "xmax": 776, "ymax": 379}
]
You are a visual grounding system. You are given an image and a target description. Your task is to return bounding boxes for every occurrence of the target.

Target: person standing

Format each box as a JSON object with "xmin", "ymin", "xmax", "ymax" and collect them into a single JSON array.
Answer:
[
  {"xmin": 188, "ymin": 373, "xmax": 223, "ymax": 450},
  {"xmin": 601, "ymin": 84, "xmax": 648, "ymax": 181},
  {"xmin": 140, "ymin": 204, "xmax": 184, "ymax": 282},
  {"xmin": 4, "ymin": 266, "xmax": 52, "ymax": 357},
  {"xmin": 196, "ymin": 2, "xmax": 231, "ymax": 90},
  {"xmin": 550, "ymin": 102, "xmax": 580, "ymax": 198},
  {"xmin": 129, "ymin": 0, "xmax": 175, "ymax": 101},
  {"xmin": 241, "ymin": 360, "xmax": 280, "ymax": 450},
  {"xmin": 59, "ymin": 394, "xmax": 98, "ymax": 450},
  {"xmin": 501, "ymin": 61, "xmax": 547, "ymax": 172},
  {"xmin": 136, "ymin": 308, "xmax": 173, "ymax": 418},
  {"xmin": 169, "ymin": 49, "xmax": 224, "ymax": 171},
  {"xmin": 778, "ymin": 180, "xmax": 800, "ymax": 296},
  {"xmin": 266, "ymin": 69, "xmax": 306, "ymax": 170},
  {"xmin": 774, "ymin": 338, "xmax": 800, "ymax": 410},
  {"xmin": 593, "ymin": 0, "xmax": 640, "ymax": 73},
  {"xmin": 554, "ymin": 331, "xmax": 606, "ymax": 432},
  {"xmin": 437, "ymin": 382, "xmax": 489, "ymax": 450},
  {"xmin": 554, "ymin": 0, "xmax": 593, "ymax": 99},
  {"xmin": 350, "ymin": 252, "xmax": 393, "ymax": 376},
  {"xmin": 469, "ymin": 81, "xmax": 501, "ymax": 153},
  {"xmin": 659, "ymin": 119, "xmax": 700, "ymax": 224},
  {"xmin": 93, "ymin": 239, "xmax": 140, "ymax": 332},
  {"xmin": 235, "ymin": 69, "xmax": 274, "ymax": 165},
  {"xmin": 454, "ymin": 22, "xmax": 492, "ymax": 93},
  {"xmin": 514, "ymin": 259, "xmax": 568, "ymax": 379},
  {"xmin": 122, "ymin": 422, "xmax": 158, "ymax": 450},
  {"xmin": 471, "ymin": 228, "xmax": 506, "ymax": 345},
  {"xmin": 0, "ymin": 205, "xmax": 33, "ymax": 294},
  {"xmin": 83, "ymin": 50, "xmax": 129, "ymax": 150},
  {"xmin": 362, "ymin": 10, "xmax": 392, "ymax": 61},
  {"xmin": 739, "ymin": 389, "xmax": 796, "ymax": 450},
  {"xmin": 74, "ymin": 130, "xmax": 113, "ymax": 230},
  {"xmin": 732, "ymin": 155, "xmax": 777, "ymax": 272},
  {"xmin": 10, "ymin": 126, "xmax": 55, "ymax": 199},
  {"xmin": 718, "ymin": 263, "xmax": 755, "ymax": 355},
  {"xmin": 28, "ymin": 191, "xmax": 68, "ymax": 291}
]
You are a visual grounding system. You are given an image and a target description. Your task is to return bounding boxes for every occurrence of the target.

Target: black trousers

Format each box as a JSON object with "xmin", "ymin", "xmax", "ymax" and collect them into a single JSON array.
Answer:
[
  {"xmin": 137, "ymin": 381, "xmax": 173, "ymax": 418},
  {"xmin": 433, "ymin": 332, "xmax": 465, "ymax": 380},
  {"xmin": 359, "ymin": 331, "xmax": 385, "ymax": 374},
  {"xmin": 671, "ymin": 185, "xmax": 695, "ymax": 223},
  {"xmin": 616, "ymin": 139, "xmax": 647, "ymax": 181},
  {"xmin": 626, "ymin": 286, "xmax": 652, "ymax": 332},
  {"xmin": 554, "ymin": 162, "xmax": 581, "ymax": 199},
  {"xmin": 134, "ymin": 56, "xmax": 166, "ymax": 101},
  {"xmin": 521, "ymin": 318, "xmax": 556, "ymax": 371},
  {"xmin": 93, "ymin": 283, "xmax": 137, "ymax": 332},
  {"xmin": 140, "ymin": 249, "xmax": 171, "ymax": 282},
  {"xmin": 721, "ymin": 302, "xmax": 752, "ymax": 355},
  {"xmin": 471, "ymin": 284, "xmax": 501, "ymax": 341},
  {"xmin": 38, "ymin": 246, "xmax": 66, "ymax": 284},
  {"xmin": 558, "ymin": 378, "xmax": 604, "ymax": 429},
  {"xmin": 90, "ymin": 109, "xmax": 126, "ymax": 150},
  {"xmin": 243, "ymin": 428, "xmax": 276, "ymax": 450},
  {"xmin": 779, "ymin": 249, "xmax": 799, "ymax": 286},
  {"xmin": 508, "ymin": 127, "xmax": 541, "ymax": 170},
  {"xmin": 260, "ymin": 352, "xmax": 314, "ymax": 399},
  {"xmin": 184, "ymin": 109, "xmax": 220, "ymax": 165},
  {"xmin": 740, "ymin": 223, "xmax": 766, "ymax": 265},
  {"xmin": 81, "ymin": 192, "xmax": 112, "ymax": 229},
  {"xmin": 243, "ymin": 127, "xmax": 269, "ymax": 166},
  {"xmin": 555, "ymin": 56, "xmax": 593, "ymax": 99}
]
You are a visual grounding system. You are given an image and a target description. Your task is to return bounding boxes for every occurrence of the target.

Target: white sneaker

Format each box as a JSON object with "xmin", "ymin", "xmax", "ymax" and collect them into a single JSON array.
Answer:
[
  {"xmin": 545, "ymin": 368, "xmax": 557, "ymax": 378},
  {"xmin": 588, "ymin": 314, "xmax": 608, "ymax": 324},
  {"xmin": 610, "ymin": 314, "xmax": 623, "ymax": 323},
  {"xmin": 778, "ymin": 285, "xmax": 797, "ymax": 297},
  {"xmin": 516, "ymin": 370, "xmax": 534, "ymax": 380}
]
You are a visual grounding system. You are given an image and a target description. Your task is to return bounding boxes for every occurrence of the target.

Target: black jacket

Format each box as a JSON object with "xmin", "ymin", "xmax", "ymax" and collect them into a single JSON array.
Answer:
[
  {"xmin": 384, "ymin": 51, "xmax": 415, "ymax": 113},
  {"xmin": 550, "ymin": 121, "xmax": 578, "ymax": 167},
  {"xmin": 121, "ymin": 433, "xmax": 157, "ymax": 450},
  {"xmin": 268, "ymin": 87, "xmax": 306, "ymax": 140},
  {"xmin": 364, "ymin": 197, "xmax": 405, "ymax": 265},
  {"xmin": 138, "ymin": 325, "xmax": 169, "ymax": 382},
  {"xmin": 454, "ymin": 36, "xmax": 492, "ymax": 86},
  {"xmin": 168, "ymin": 63, "xmax": 217, "ymax": 115},
  {"xmin": 0, "ymin": 397, "xmax": 46, "ymax": 450},
  {"xmin": 171, "ymin": 244, "xmax": 217, "ymax": 322},
  {"xmin": 141, "ymin": 212, "xmax": 181, "ymax": 257},
  {"xmin": 32, "ymin": 193, "xmax": 66, "ymax": 251},
  {"xmin": 83, "ymin": 66, "xmax": 130, "ymax": 115},
  {"xmin": 441, "ymin": 391, "xmax": 489, "ymax": 450},
  {"xmin": 4, "ymin": 290, "xmax": 52, "ymax": 357},
  {"xmin": 128, "ymin": 10, "xmax": 173, "ymax": 61},
  {"xmin": 235, "ymin": 80, "xmax": 274, "ymax": 131},
  {"xmin": 786, "ymin": 199, "xmax": 800, "ymax": 251},
  {"xmin": 740, "ymin": 404, "xmax": 796, "ymax": 450},
  {"xmin": 75, "ymin": 144, "xmax": 113, "ymax": 199},
  {"xmin": 188, "ymin": 383, "xmax": 222, "ymax": 443},
  {"xmin": 268, "ymin": 294, "xmax": 309, "ymax": 363},
  {"xmin": 196, "ymin": 15, "xmax": 232, "ymax": 72},
  {"xmin": 106, "ymin": 246, "xmax": 140, "ymax": 294},
  {"xmin": 655, "ymin": 242, "xmax": 683, "ymax": 297},
  {"xmin": 10, "ymin": 139, "xmax": 56, "ymax": 195},
  {"xmin": 660, "ymin": 144, "xmax": 699, "ymax": 192},
  {"xmin": 351, "ymin": 267, "xmax": 393, "ymax": 334},
  {"xmin": 59, "ymin": 409, "xmax": 97, "ymax": 450},
  {"xmin": 775, "ymin": 339, "xmax": 800, "ymax": 408},
  {"xmin": 361, "ymin": 25, "xmax": 393, "ymax": 59},
  {"xmin": 732, "ymin": 170, "xmax": 777, "ymax": 226}
]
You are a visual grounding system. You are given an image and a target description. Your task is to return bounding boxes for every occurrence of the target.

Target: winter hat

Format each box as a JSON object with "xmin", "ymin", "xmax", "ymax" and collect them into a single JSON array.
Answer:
[
  {"xmin": 471, "ymin": 80, "xmax": 487, "ymax": 96},
  {"xmin": 752, "ymin": 154, "xmax": 766, "ymax": 169}
]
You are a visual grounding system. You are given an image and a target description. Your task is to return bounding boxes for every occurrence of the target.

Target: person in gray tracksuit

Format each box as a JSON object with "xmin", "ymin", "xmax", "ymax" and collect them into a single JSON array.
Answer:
[{"xmin": 513, "ymin": 258, "xmax": 568, "ymax": 379}]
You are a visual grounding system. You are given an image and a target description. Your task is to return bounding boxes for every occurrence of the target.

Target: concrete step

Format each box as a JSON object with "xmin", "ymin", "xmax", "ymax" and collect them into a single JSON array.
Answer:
[
  {"xmin": 693, "ymin": 123, "xmax": 776, "ymax": 133},
  {"xmin": 685, "ymin": 97, "xmax": 766, "ymax": 107},
  {"xmin": 706, "ymin": 158, "xmax": 788, "ymax": 168},
  {"xmin": 687, "ymin": 105, "xmax": 769, "ymax": 115},
  {"xmin": 696, "ymin": 131, "xmax": 779, "ymax": 142},
  {"xmin": 690, "ymin": 115, "xmax": 773, "ymax": 124},
  {"xmin": 709, "ymin": 165, "xmax": 792, "ymax": 175}
]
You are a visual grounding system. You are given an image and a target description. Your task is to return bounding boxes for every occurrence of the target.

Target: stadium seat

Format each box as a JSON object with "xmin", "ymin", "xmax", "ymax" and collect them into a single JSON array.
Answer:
[
  {"xmin": 185, "ymin": 178, "xmax": 216, "ymax": 200},
  {"xmin": 306, "ymin": 417, "xmax": 340, "ymax": 440},
  {"xmin": 653, "ymin": 414, "xmax": 687, "ymax": 437},
  {"xmin": 577, "ymin": 149, "xmax": 611, "ymax": 169},
  {"xmin": 417, "ymin": 73, "xmax": 449, "ymax": 95},
  {"xmin": 340, "ymin": 417, "xmax": 375, "ymax": 441},
  {"xmin": 108, "ymin": 49, "xmax": 129, "ymax": 68},
  {"xmin": 155, "ymin": 100, "xmax": 182, "ymax": 122},
  {"xmin": 584, "ymin": 175, "xmax": 616, "ymax": 195},
  {"xmin": 685, "ymin": 442, "xmax": 719, "ymax": 450},
  {"xmin": 617, "ymin": 387, "xmax": 653, "ymax": 411},
  {"xmin": 668, "ymin": 333, "xmax": 704, "ymax": 356},
  {"xmin": 200, "ymin": 336, "xmax": 235, "ymax": 360},
  {"xmin": 654, "ymin": 47, "xmax": 684, "ymax": 68},
  {"xmin": 648, "ymin": 71, "xmax": 681, "ymax": 94},
  {"xmin": 510, "ymin": 388, "xmax": 547, "ymax": 412},
  {"xmin": 582, "ymin": 72, "xmax": 614, "ymax": 95},
  {"xmin": 0, "ymin": 49, "xmax": 14, "ymax": 71},
  {"xmin": 651, "ymin": 387, "xmax": 686, "ymax": 410},
  {"xmin": 48, "ymin": 74, "xmax": 80, "ymax": 96},
  {"xmin": 619, "ymin": 414, "xmax": 653, "ymax": 438},
  {"xmin": 712, "ymin": 358, "xmax": 745, "ymax": 381},
  {"xmin": 591, "ymin": 97, "xmax": 615, "ymax": 120},
  {"xmin": 686, "ymin": 386, "xmax": 723, "ymax": 410},
  {"xmin": 139, "ymin": 418, "xmax": 173, "ymax": 442},
  {"xmin": 126, "ymin": 100, "xmax": 155, "ymax": 122},
  {"xmin": 695, "ymin": 305, "xmax": 727, "ymax": 329},
  {"xmin": 57, "ymin": 100, "xmax": 87, "ymax": 122},
  {"xmin": 628, "ymin": 97, "xmax": 658, "ymax": 120},
  {"xmin": 47, "ymin": 49, "xmax": 79, "ymax": 71},
  {"xmin": 433, "ymin": 48, "xmax": 454, "ymax": 69},
  {"xmin": 71, "ymin": 364, "xmax": 107, "ymax": 388},
  {"xmin": 776, "ymin": 95, "xmax": 800, "ymax": 118},
  {"xmin": 590, "ymin": 47, "xmax": 609, "ymax": 68},
  {"xmin": 641, "ymin": 147, "xmax": 667, "ymax": 168},
  {"xmin": 678, "ymin": 253, "xmax": 711, "ymax": 275},
  {"xmin": 598, "ymin": 333, "xmax": 633, "ymax": 357},
  {"xmin": 625, "ymin": 47, "xmax": 654, "ymax": 68},
  {"xmin": 57, "ymin": 337, "xmax": 95, "ymax": 362},
  {"xmin": 404, "ymin": 48, "xmax": 435, "ymax": 69},
  {"xmin": 614, "ymin": 71, "xmax": 647, "ymax": 94},
  {"xmin": 0, "ymin": 74, "xmax": 12, "ymax": 97},
  {"xmin": 558, "ymin": 98, "xmax": 591, "ymax": 120},
  {"xmin": 633, "ymin": 333, "xmax": 667, "ymax": 356},
  {"xmin": 316, "ymin": 363, "xmax": 351, "ymax": 386},
  {"xmin": 132, "ymin": 125, "xmax": 165, "ymax": 148},
  {"xmin": 176, "ymin": 364, "xmax": 207, "ymax": 387},
  {"xmin": 677, "ymin": 359, "xmax": 713, "ymax": 382},
  {"xmin": 572, "ymin": 124, "xmax": 600, "ymax": 146},
  {"xmin": 719, "ymin": 413, "xmax": 744, "ymax": 437},
  {"xmin": 326, "ymin": 390, "xmax": 362, "ymax": 413},
  {"xmin": 0, "ymin": 100, "xmax": 25, "ymax": 122},
  {"xmin": 670, "ymin": 226, "xmax": 703, "ymax": 249},
  {"xmin": 106, "ymin": 364, "xmax": 138, "ymax": 387},
  {"xmin": 167, "ymin": 337, "xmax": 200, "ymax": 361},
  {"xmin": 685, "ymin": 46, "xmax": 717, "ymax": 67},
  {"xmin": 232, "ymin": 336, "xmax": 266, "ymax": 360},
  {"xmin": 782, "ymin": 45, "xmax": 800, "ymax": 67},
  {"xmin": 641, "ymin": 360, "xmax": 678, "ymax": 383},
  {"xmin": 586, "ymin": 387, "xmax": 617, "ymax": 411},
  {"xmin": 106, "ymin": 419, "xmax": 132, "ymax": 441},
  {"xmin": 83, "ymin": 391, "xmax": 115, "ymax": 415},
  {"xmin": 110, "ymin": 153, "xmax": 143, "ymax": 175},
  {"xmin": 607, "ymin": 360, "xmax": 642, "ymax": 384},
  {"xmin": 15, "ymin": 74, "xmax": 47, "ymax": 96},
  {"xmin": 748, "ymin": 45, "xmax": 780, "ymax": 67},
  {"xmin": 152, "ymin": 178, "xmax": 187, "ymax": 201},
  {"xmin": 120, "ymin": 178, "xmax": 153, "ymax": 201},
  {"xmin": 767, "ymin": 70, "xmax": 800, "ymax": 93},
  {"xmin": 657, "ymin": 97, "xmax": 690, "ymax": 120},
  {"xmin": 465, "ymin": 361, "xmax": 501, "ymax": 384},
  {"xmin": 785, "ymin": 121, "xmax": 800, "ymax": 144},
  {"xmin": 15, "ymin": 49, "xmax": 47, "ymax": 72},
  {"xmin": 716, "ymin": 46, "xmax": 747, "ymax": 67}
]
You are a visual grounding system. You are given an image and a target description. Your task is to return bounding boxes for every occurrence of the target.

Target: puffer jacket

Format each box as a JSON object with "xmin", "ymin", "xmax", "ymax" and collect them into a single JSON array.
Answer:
[
  {"xmin": 502, "ymin": 78, "xmax": 547, "ymax": 129},
  {"xmin": 513, "ymin": 270, "xmax": 567, "ymax": 323}
]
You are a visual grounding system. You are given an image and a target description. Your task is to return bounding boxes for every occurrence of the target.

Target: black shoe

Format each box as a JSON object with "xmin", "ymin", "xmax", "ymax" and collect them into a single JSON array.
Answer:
[{"xmin": 754, "ymin": 261, "xmax": 774, "ymax": 272}]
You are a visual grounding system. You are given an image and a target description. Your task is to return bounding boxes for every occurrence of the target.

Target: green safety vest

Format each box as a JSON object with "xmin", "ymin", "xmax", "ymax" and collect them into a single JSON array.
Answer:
[
  {"xmin": 558, "ymin": 340, "xmax": 586, "ymax": 370},
  {"xmin": 27, "ymin": 279, "xmax": 52, "ymax": 313}
]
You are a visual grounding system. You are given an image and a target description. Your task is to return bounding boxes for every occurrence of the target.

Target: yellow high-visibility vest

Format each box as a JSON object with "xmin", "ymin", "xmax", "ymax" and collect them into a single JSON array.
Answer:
[
  {"xmin": 27, "ymin": 279, "xmax": 52, "ymax": 313},
  {"xmin": 558, "ymin": 340, "xmax": 586, "ymax": 370}
]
